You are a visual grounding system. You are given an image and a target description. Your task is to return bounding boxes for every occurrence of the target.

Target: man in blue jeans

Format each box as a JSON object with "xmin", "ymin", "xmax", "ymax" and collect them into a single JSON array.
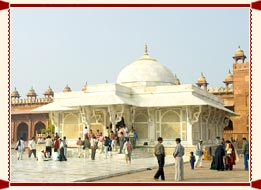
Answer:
[{"xmin": 242, "ymin": 137, "xmax": 249, "ymax": 171}]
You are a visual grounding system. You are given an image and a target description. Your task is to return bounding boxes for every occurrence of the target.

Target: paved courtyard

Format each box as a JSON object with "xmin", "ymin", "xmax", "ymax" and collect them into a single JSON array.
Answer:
[{"xmin": 10, "ymin": 148, "xmax": 249, "ymax": 183}]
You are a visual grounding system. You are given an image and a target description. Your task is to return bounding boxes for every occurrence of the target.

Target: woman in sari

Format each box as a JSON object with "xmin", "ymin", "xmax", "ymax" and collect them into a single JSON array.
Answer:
[{"xmin": 225, "ymin": 140, "xmax": 236, "ymax": 170}]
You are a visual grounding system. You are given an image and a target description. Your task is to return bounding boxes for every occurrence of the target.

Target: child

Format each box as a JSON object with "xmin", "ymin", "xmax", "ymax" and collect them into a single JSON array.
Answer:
[{"xmin": 190, "ymin": 151, "xmax": 196, "ymax": 169}]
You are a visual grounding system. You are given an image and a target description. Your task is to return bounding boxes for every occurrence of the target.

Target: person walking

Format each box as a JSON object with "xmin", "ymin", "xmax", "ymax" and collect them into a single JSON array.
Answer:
[
  {"xmin": 83, "ymin": 126, "xmax": 88, "ymax": 140},
  {"xmin": 122, "ymin": 137, "xmax": 133, "ymax": 164},
  {"xmin": 59, "ymin": 138, "xmax": 67, "ymax": 161},
  {"xmin": 63, "ymin": 136, "xmax": 68, "ymax": 158},
  {"xmin": 173, "ymin": 138, "xmax": 185, "ymax": 181},
  {"xmin": 224, "ymin": 140, "xmax": 236, "ymax": 170},
  {"xmin": 153, "ymin": 137, "xmax": 165, "ymax": 181},
  {"xmin": 53, "ymin": 136, "xmax": 60, "ymax": 161},
  {"xmin": 16, "ymin": 137, "xmax": 25, "ymax": 160},
  {"xmin": 76, "ymin": 137, "xmax": 83, "ymax": 158},
  {"xmin": 28, "ymin": 136, "xmax": 38, "ymax": 160},
  {"xmin": 195, "ymin": 140, "xmax": 204, "ymax": 168},
  {"xmin": 90, "ymin": 136, "xmax": 98, "ymax": 160},
  {"xmin": 118, "ymin": 131, "xmax": 125, "ymax": 154},
  {"xmin": 104, "ymin": 136, "xmax": 110, "ymax": 159},
  {"xmin": 215, "ymin": 139, "xmax": 225, "ymax": 171},
  {"xmin": 242, "ymin": 137, "xmax": 249, "ymax": 171},
  {"xmin": 83, "ymin": 136, "xmax": 91, "ymax": 159},
  {"xmin": 45, "ymin": 135, "xmax": 53, "ymax": 158},
  {"xmin": 189, "ymin": 152, "xmax": 196, "ymax": 170}
]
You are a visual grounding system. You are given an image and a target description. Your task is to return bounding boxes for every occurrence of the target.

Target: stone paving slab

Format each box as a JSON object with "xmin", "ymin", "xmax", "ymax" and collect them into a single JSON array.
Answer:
[
  {"xmin": 11, "ymin": 149, "xmax": 177, "ymax": 182},
  {"xmin": 11, "ymin": 149, "xmax": 248, "ymax": 183}
]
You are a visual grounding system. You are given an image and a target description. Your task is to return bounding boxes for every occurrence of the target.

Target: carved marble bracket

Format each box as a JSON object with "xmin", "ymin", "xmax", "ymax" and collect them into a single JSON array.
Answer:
[
  {"xmin": 210, "ymin": 108, "xmax": 226, "ymax": 127},
  {"xmin": 79, "ymin": 107, "xmax": 87, "ymax": 126},
  {"xmin": 79, "ymin": 106, "xmax": 92, "ymax": 127},
  {"xmin": 202, "ymin": 106, "xmax": 211, "ymax": 122},
  {"xmin": 108, "ymin": 105, "xmax": 125, "ymax": 124},
  {"xmin": 188, "ymin": 106, "xmax": 202, "ymax": 124}
]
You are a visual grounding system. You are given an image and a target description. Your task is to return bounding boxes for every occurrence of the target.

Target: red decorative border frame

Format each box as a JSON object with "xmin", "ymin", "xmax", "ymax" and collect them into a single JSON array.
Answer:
[{"xmin": 0, "ymin": 0, "xmax": 260, "ymax": 189}]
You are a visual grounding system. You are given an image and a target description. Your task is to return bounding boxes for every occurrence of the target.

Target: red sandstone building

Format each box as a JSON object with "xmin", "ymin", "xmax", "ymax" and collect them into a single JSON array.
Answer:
[{"xmin": 10, "ymin": 47, "xmax": 249, "ymax": 146}]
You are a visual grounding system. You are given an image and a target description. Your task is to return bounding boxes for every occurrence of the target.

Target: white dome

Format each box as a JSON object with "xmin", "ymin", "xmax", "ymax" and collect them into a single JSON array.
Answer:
[{"xmin": 116, "ymin": 48, "xmax": 175, "ymax": 86}]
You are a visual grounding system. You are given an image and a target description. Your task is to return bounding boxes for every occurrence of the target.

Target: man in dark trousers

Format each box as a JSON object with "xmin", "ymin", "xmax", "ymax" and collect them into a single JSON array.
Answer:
[
  {"xmin": 242, "ymin": 137, "xmax": 249, "ymax": 171},
  {"xmin": 154, "ymin": 137, "xmax": 165, "ymax": 181}
]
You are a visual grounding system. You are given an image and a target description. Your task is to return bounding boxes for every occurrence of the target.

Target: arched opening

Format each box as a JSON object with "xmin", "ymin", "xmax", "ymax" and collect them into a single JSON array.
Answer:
[
  {"xmin": 34, "ymin": 121, "xmax": 46, "ymax": 136},
  {"xmin": 134, "ymin": 113, "xmax": 148, "ymax": 140},
  {"xmin": 63, "ymin": 113, "xmax": 79, "ymax": 139},
  {"xmin": 17, "ymin": 122, "xmax": 28, "ymax": 141},
  {"xmin": 161, "ymin": 110, "xmax": 181, "ymax": 140}
]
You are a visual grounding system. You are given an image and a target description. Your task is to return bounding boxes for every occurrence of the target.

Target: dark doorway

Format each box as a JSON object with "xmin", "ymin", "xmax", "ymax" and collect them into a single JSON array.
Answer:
[
  {"xmin": 34, "ymin": 121, "xmax": 46, "ymax": 136},
  {"xmin": 224, "ymin": 119, "xmax": 233, "ymax": 131},
  {"xmin": 17, "ymin": 122, "xmax": 28, "ymax": 141}
]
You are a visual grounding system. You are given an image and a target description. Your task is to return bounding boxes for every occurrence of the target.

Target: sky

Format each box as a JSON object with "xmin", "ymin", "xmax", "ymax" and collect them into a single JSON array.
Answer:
[{"xmin": 10, "ymin": 8, "xmax": 249, "ymax": 98}]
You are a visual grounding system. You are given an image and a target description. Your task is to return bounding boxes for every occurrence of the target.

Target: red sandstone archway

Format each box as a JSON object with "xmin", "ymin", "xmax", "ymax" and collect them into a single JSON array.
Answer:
[
  {"xmin": 17, "ymin": 122, "xmax": 28, "ymax": 141},
  {"xmin": 34, "ymin": 121, "xmax": 46, "ymax": 136}
]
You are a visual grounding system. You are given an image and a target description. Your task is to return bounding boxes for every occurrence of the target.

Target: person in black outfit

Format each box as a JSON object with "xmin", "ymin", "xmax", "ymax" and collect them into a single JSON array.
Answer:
[
  {"xmin": 215, "ymin": 142, "xmax": 225, "ymax": 171},
  {"xmin": 59, "ymin": 138, "xmax": 67, "ymax": 161},
  {"xmin": 154, "ymin": 137, "xmax": 165, "ymax": 181}
]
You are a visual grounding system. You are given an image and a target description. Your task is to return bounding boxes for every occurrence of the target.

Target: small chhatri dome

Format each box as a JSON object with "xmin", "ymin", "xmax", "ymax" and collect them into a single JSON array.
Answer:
[
  {"xmin": 11, "ymin": 87, "xmax": 20, "ymax": 98},
  {"xmin": 116, "ymin": 44, "xmax": 175, "ymax": 86},
  {"xmin": 233, "ymin": 46, "xmax": 246, "ymax": 63},
  {"xmin": 224, "ymin": 70, "xmax": 233, "ymax": 83},
  {"xmin": 81, "ymin": 82, "xmax": 87, "ymax": 92},
  {"xmin": 197, "ymin": 73, "xmax": 207, "ymax": 84},
  {"xmin": 174, "ymin": 74, "xmax": 181, "ymax": 85},
  {"xmin": 234, "ymin": 46, "xmax": 245, "ymax": 57},
  {"xmin": 63, "ymin": 84, "xmax": 72, "ymax": 92},
  {"xmin": 44, "ymin": 86, "xmax": 54, "ymax": 97},
  {"xmin": 27, "ymin": 86, "xmax": 37, "ymax": 98}
]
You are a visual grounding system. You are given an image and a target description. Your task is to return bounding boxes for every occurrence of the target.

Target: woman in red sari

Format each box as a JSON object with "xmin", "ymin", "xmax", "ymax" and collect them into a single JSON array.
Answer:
[{"xmin": 225, "ymin": 140, "xmax": 236, "ymax": 170}]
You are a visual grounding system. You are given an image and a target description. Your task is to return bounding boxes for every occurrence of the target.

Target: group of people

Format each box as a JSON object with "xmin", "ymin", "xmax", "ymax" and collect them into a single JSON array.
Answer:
[
  {"xmin": 42, "ymin": 134, "xmax": 68, "ymax": 161},
  {"xmin": 15, "ymin": 135, "xmax": 68, "ymax": 162},
  {"xmin": 153, "ymin": 136, "xmax": 250, "ymax": 182},
  {"xmin": 75, "ymin": 126, "xmax": 136, "ymax": 163},
  {"xmin": 210, "ymin": 137, "xmax": 249, "ymax": 171}
]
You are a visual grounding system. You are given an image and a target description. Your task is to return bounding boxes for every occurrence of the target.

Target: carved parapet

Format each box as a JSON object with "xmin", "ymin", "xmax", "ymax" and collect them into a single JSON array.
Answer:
[
  {"xmin": 11, "ymin": 97, "xmax": 53, "ymax": 105},
  {"xmin": 233, "ymin": 62, "xmax": 249, "ymax": 70}
]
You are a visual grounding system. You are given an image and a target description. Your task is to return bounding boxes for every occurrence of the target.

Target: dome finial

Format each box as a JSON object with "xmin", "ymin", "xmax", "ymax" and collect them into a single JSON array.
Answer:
[{"xmin": 144, "ymin": 43, "xmax": 148, "ymax": 55}]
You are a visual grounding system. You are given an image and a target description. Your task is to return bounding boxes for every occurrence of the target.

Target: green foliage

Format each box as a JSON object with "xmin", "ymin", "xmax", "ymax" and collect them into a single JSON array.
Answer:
[{"xmin": 48, "ymin": 118, "xmax": 55, "ymax": 134}]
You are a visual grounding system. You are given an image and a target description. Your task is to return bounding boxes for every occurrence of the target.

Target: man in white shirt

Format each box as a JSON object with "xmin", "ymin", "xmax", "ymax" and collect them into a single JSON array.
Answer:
[
  {"xmin": 83, "ymin": 126, "xmax": 88, "ymax": 140},
  {"xmin": 195, "ymin": 140, "xmax": 204, "ymax": 168},
  {"xmin": 28, "ymin": 136, "xmax": 38, "ymax": 160}
]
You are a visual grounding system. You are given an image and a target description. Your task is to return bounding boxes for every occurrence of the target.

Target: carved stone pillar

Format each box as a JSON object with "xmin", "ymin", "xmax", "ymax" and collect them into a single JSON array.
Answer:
[
  {"xmin": 147, "ymin": 108, "xmax": 156, "ymax": 144},
  {"xmin": 188, "ymin": 106, "xmax": 202, "ymax": 144}
]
